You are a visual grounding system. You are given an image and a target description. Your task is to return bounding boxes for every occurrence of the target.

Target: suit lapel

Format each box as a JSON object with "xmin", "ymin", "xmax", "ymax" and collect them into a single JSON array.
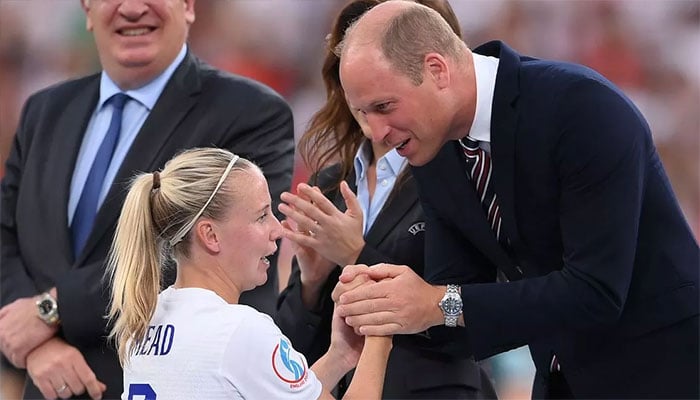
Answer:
[
  {"xmin": 329, "ymin": 168, "xmax": 418, "ymax": 247},
  {"xmin": 365, "ymin": 175, "xmax": 419, "ymax": 246},
  {"xmin": 114, "ymin": 53, "xmax": 201, "ymax": 185},
  {"xmin": 414, "ymin": 143, "xmax": 515, "ymax": 271},
  {"xmin": 77, "ymin": 53, "xmax": 202, "ymax": 264},
  {"xmin": 46, "ymin": 77, "xmax": 100, "ymax": 264},
  {"xmin": 444, "ymin": 143, "xmax": 516, "ymax": 269}
]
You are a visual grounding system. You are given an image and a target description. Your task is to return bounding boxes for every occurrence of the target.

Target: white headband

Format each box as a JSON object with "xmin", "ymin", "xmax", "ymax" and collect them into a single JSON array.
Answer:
[{"xmin": 169, "ymin": 154, "xmax": 240, "ymax": 247}]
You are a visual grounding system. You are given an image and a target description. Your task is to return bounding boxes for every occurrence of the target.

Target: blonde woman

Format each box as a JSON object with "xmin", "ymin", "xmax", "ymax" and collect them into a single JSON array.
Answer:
[{"xmin": 107, "ymin": 148, "xmax": 391, "ymax": 399}]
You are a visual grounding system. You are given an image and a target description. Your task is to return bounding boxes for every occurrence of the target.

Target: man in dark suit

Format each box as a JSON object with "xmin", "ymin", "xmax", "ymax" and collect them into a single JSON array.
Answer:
[
  {"xmin": 0, "ymin": 1, "xmax": 293, "ymax": 399},
  {"xmin": 332, "ymin": 1, "xmax": 699, "ymax": 399},
  {"xmin": 275, "ymin": 1, "xmax": 494, "ymax": 396},
  {"xmin": 277, "ymin": 174, "xmax": 495, "ymax": 398}
]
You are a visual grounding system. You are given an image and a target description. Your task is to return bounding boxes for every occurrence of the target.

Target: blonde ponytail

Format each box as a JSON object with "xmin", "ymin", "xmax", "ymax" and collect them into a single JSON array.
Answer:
[
  {"xmin": 106, "ymin": 148, "xmax": 259, "ymax": 366},
  {"xmin": 107, "ymin": 173, "xmax": 162, "ymax": 365}
]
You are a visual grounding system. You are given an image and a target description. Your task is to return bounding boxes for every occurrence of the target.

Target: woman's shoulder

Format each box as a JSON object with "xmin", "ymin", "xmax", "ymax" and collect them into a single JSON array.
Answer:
[{"xmin": 226, "ymin": 305, "xmax": 280, "ymax": 332}]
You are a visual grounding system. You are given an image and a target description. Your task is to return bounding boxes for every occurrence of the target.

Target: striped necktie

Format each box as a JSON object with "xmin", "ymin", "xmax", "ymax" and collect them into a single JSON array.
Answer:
[
  {"xmin": 459, "ymin": 136, "xmax": 507, "ymax": 245},
  {"xmin": 461, "ymin": 137, "xmax": 560, "ymax": 369}
]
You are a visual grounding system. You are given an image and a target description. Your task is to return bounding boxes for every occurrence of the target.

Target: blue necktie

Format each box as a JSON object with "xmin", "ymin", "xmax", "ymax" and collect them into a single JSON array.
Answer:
[{"xmin": 71, "ymin": 93, "xmax": 129, "ymax": 257}]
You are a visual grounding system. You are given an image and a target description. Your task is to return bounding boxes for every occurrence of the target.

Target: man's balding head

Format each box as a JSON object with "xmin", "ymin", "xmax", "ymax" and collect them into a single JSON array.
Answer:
[
  {"xmin": 339, "ymin": 0, "xmax": 465, "ymax": 85},
  {"xmin": 338, "ymin": 0, "xmax": 475, "ymax": 166}
]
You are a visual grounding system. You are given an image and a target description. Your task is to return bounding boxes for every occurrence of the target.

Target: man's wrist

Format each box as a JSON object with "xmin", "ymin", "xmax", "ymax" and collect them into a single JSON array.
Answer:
[
  {"xmin": 35, "ymin": 291, "xmax": 60, "ymax": 327},
  {"xmin": 437, "ymin": 284, "xmax": 463, "ymax": 328},
  {"xmin": 431, "ymin": 285, "xmax": 448, "ymax": 327}
]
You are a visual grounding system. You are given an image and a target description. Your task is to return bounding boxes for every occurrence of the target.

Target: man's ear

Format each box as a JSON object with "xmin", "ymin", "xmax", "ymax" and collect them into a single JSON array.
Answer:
[
  {"xmin": 424, "ymin": 53, "xmax": 449, "ymax": 89},
  {"xmin": 194, "ymin": 219, "xmax": 220, "ymax": 253},
  {"xmin": 184, "ymin": 0, "xmax": 196, "ymax": 25},
  {"xmin": 81, "ymin": 0, "xmax": 94, "ymax": 32}
]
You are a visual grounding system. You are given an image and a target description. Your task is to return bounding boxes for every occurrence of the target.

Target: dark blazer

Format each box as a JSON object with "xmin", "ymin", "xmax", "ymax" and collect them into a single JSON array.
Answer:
[
  {"xmin": 1, "ymin": 52, "xmax": 294, "ymax": 399},
  {"xmin": 412, "ymin": 41, "xmax": 699, "ymax": 399},
  {"xmin": 276, "ymin": 163, "xmax": 496, "ymax": 399}
]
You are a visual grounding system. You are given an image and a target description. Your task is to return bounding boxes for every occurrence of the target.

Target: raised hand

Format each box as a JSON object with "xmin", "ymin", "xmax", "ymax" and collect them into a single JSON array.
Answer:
[
  {"xmin": 279, "ymin": 181, "xmax": 365, "ymax": 267},
  {"xmin": 280, "ymin": 219, "xmax": 336, "ymax": 308}
]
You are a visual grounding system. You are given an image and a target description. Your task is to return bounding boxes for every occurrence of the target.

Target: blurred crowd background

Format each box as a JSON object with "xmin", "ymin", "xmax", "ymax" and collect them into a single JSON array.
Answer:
[{"xmin": 0, "ymin": 0, "xmax": 698, "ymax": 399}]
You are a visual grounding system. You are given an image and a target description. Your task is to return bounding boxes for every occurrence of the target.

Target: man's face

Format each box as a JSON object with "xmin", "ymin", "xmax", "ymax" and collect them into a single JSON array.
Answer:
[
  {"xmin": 82, "ymin": 0, "xmax": 195, "ymax": 89},
  {"xmin": 340, "ymin": 47, "xmax": 452, "ymax": 166}
]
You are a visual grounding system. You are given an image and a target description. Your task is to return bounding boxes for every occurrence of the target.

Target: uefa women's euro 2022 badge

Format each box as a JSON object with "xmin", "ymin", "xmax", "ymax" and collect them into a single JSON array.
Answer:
[{"xmin": 272, "ymin": 338, "xmax": 309, "ymax": 389}]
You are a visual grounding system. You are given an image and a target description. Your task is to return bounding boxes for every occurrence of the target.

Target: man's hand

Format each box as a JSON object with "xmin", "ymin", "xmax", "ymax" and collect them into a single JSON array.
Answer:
[
  {"xmin": 0, "ymin": 295, "xmax": 57, "ymax": 368},
  {"xmin": 26, "ymin": 337, "xmax": 106, "ymax": 400},
  {"xmin": 335, "ymin": 263, "xmax": 446, "ymax": 336}
]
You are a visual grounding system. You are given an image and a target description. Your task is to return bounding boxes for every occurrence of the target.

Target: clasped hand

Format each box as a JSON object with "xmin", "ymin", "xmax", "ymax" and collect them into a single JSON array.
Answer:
[
  {"xmin": 0, "ymin": 295, "xmax": 57, "ymax": 368},
  {"xmin": 26, "ymin": 337, "xmax": 106, "ymax": 400},
  {"xmin": 332, "ymin": 263, "xmax": 446, "ymax": 336}
]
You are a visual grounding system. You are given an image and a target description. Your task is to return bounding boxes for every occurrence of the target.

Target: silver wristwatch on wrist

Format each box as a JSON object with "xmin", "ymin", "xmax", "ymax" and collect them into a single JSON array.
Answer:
[
  {"xmin": 36, "ymin": 292, "xmax": 60, "ymax": 326},
  {"xmin": 438, "ymin": 284, "xmax": 463, "ymax": 327}
]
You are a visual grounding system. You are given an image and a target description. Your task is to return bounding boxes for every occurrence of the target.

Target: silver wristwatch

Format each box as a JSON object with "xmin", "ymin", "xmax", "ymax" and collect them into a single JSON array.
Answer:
[
  {"xmin": 36, "ymin": 292, "xmax": 60, "ymax": 326},
  {"xmin": 438, "ymin": 284, "xmax": 463, "ymax": 327}
]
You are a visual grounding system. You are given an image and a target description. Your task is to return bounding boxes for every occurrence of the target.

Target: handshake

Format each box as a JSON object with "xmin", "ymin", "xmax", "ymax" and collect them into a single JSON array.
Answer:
[
  {"xmin": 331, "ymin": 263, "xmax": 451, "ymax": 337},
  {"xmin": 279, "ymin": 183, "xmax": 458, "ymax": 338}
]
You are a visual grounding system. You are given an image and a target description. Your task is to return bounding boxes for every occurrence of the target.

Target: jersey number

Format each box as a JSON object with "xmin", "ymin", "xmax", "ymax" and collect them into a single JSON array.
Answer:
[{"xmin": 128, "ymin": 383, "xmax": 157, "ymax": 400}]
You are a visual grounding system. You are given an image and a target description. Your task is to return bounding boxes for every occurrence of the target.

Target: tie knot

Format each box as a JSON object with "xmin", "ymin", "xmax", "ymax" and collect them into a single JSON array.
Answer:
[
  {"xmin": 109, "ymin": 93, "xmax": 130, "ymax": 111},
  {"xmin": 459, "ymin": 136, "xmax": 480, "ymax": 153}
]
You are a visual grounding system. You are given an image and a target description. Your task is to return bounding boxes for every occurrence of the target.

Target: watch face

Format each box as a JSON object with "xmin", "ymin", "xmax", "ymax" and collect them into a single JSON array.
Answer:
[
  {"xmin": 38, "ymin": 299, "xmax": 55, "ymax": 315},
  {"xmin": 442, "ymin": 297, "xmax": 462, "ymax": 315}
]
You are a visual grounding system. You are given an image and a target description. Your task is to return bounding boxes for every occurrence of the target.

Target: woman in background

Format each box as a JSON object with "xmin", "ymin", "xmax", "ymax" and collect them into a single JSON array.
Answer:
[{"xmin": 276, "ymin": 1, "xmax": 497, "ymax": 398}]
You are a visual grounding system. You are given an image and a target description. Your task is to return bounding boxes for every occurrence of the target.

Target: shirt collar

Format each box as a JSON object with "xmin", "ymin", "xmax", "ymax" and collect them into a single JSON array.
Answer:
[
  {"xmin": 383, "ymin": 146, "xmax": 408, "ymax": 176},
  {"xmin": 353, "ymin": 140, "xmax": 407, "ymax": 185},
  {"xmin": 354, "ymin": 140, "xmax": 372, "ymax": 183},
  {"xmin": 98, "ymin": 44, "xmax": 188, "ymax": 111},
  {"xmin": 468, "ymin": 53, "xmax": 499, "ymax": 143}
]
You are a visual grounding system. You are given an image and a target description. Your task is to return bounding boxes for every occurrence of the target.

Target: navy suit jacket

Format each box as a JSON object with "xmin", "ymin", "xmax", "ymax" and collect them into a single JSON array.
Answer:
[
  {"xmin": 412, "ymin": 41, "xmax": 699, "ymax": 398},
  {"xmin": 276, "ymin": 164, "xmax": 496, "ymax": 398},
  {"xmin": 1, "ymin": 52, "xmax": 294, "ymax": 399}
]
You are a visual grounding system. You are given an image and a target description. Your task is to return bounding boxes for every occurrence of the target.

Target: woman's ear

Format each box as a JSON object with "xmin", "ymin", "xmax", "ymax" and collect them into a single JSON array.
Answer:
[{"xmin": 194, "ymin": 219, "xmax": 220, "ymax": 253}]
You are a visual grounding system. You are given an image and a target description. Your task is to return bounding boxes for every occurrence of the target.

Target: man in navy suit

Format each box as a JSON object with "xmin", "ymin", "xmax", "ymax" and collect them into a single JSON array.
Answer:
[
  {"xmin": 333, "ymin": 1, "xmax": 699, "ymax": 398},
  {"xmin": 0, "ymin": 0, "xmax": 293, "ymax": 398}
]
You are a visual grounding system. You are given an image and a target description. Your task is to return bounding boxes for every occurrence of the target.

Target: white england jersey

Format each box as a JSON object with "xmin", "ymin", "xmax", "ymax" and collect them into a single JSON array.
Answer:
[{"xmin": 122, "ymin": 287, "xmax": 322, "ymax": 400}]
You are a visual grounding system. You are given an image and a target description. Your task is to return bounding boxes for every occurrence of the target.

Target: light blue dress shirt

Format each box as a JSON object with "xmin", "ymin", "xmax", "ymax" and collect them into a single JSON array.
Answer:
[
  {"xmin": 68, "ymin": 45, "xmax": 188, "ymax": 224},
  {"xmin": 353, "ymin": 141, "xmax": 408, "ymax": 235}
]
